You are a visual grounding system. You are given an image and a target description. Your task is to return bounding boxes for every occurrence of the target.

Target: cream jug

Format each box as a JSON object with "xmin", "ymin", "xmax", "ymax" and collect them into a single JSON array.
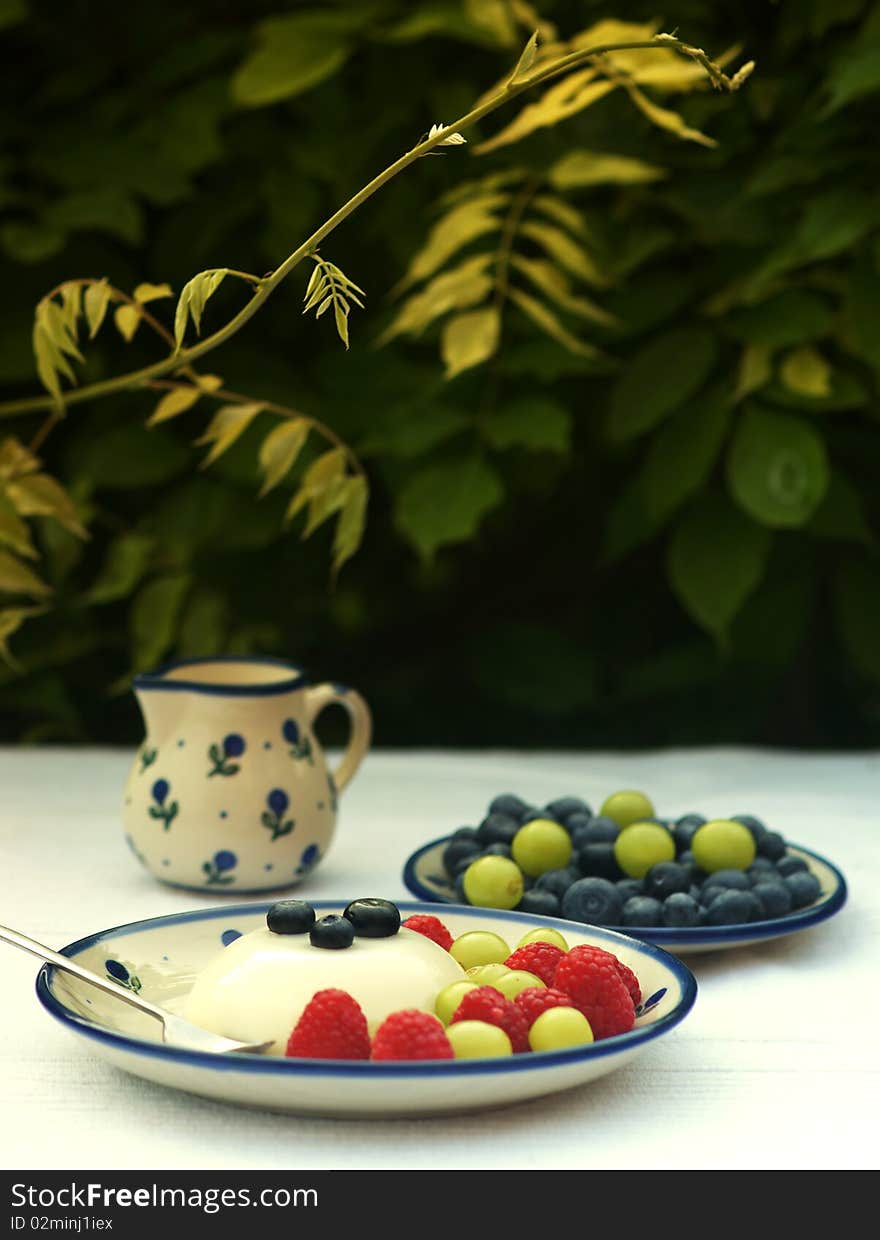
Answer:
[{"xmin": 121, "ymin": 656, "xmax": 371, "ymax": 892}]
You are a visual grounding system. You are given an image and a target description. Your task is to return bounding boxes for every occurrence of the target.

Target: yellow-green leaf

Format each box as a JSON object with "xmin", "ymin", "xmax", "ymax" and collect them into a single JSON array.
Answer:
[
  {"xmin": 0, "ymin": 438, "xmax": 40, "ymax": 481},
  {"xmin": 379, "ymin": 256, "xmax": 494, "ymax": 344},
  {"xmin": 734, "ymin": 344, "xmax": 773, "ymax": 404},
  {"xmin": 196, "ymin": 402, "xmax": 264, "ymax": 468},
  {"xmin": 232, "ymin": 13, "xmax": 353, "ymax": 108},
  {"xmin": 6, "ymin": 472, "xmax": 88, "ymax": 538},
  {"xmin": 114, "ymin": 303, "xmax": 141, "ymax": 342},
  {"xmin": 0, "ymin": 549, "xmax": 51, "ymax": 597},
  {"xmin": 174, "ymin": 269, "xmax": 228, "ymax": 346},
  {"xmin": 622, "ymin": 79, "xmax": 717, "ymax": 148},
  {"xmin": 532, "ymin": 195, "xmax": 589, "ymax": 238},
  {"xmin": 146, "ymin": 385, "xmax": 202, "ymax": 426},
  {"xmin": 134, "ymin": 282, "xmax": 173, "ymax": 304},
  {"xmin": 400, "ymin": 196, "xmax": 508, "ymax": 287},
  {"xmin": 302, "ymin": 475, "xmax": 350, "ymax": 539},
  {"xmin": 549, "ymin": 149, "xmax": 666, "ymax": 188},
  {"xmin": 779, "ymin": 346, "xmax": 832, "ymax": 398},
  {"xmin": 476, "ymin": 71, "xmax": 615, "ymax": 154},
  {"xmin": 509, "ymin": 30, "xmax": 539, "ymax": 84},
  {"xmin": 194, "ymin": 373, "xmax": 224, "ymax": 392},
  {"xmin": 0, "ymin": 491, "xmax": 37, "ymax": 558},
  {"xmin": 332, "ymin": 475, "xmax": 368, "ymax": 573},
  {"xmin": 520, "ymin": 221, "xmax": 606, "ymax": 285},
  {"xmin": 258, "ymin": 419, "xmax": 310, "ymax": 496},
  {"xmin": 284, "ymin": 447, "xmax": 348, "ymax": 525},
  {"xmin": 441, "ymin": 307, "xmax": 501, "ymax": 378},
  {"xmin": 511, "ymin": 257, "xmax": 618, "ymax": 326},
  {"xmin": 84, "ymin": 280, "xmax": 112, "ymax": 338},
  {"xmin": 508, "ymin": 287, "xmax": 601, "ymax": 357},
  {"xmin": 0, "ymin": 605, "xmax": 45, "ymax": 667},
  {"xmin": 60, "ymin": 282, "xmax": 82, "ymax": 333}
]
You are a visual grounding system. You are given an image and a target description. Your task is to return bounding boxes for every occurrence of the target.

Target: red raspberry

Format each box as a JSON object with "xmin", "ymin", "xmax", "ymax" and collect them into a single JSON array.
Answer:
[
  {"xmin": 286, "ymin": 989, "xmax": 370, "ymax": 1060},
  {"xmin": 613, "ymin": 958, "xmax": 642, "ymax": 1006},
  {"xmin": 504, "ymin": 942, "xmax": 564, "ymax": 986},
  {"xmin": 449, "ymin": 985, "xmax": 530, "ymax": 1053},
  {"xmin": 514, "ymin": 986, "xmax": 575, "ymax": 1029},
  {"xmin": 553, "ymin": 946, "xmax": 635, "ymax": 1040},
  {"xmin": 402, "ymin": 914, "xmax": 453, "ymax": 951},
  {"xmin": 371, "ymin": 1010, "xmax": 454, "ymax": 1061}
]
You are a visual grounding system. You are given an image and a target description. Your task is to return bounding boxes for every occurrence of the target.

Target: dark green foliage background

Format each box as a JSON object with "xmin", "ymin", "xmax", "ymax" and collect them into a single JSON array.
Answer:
[{"xmin": 2, "ymin": 0, "xmax": 880, "ymax": 748}]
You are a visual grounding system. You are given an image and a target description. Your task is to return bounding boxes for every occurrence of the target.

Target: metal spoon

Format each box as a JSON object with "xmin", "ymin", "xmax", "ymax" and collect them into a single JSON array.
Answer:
[{"xmin": 1, "ymin": 923, "xmax": 272, "ymax": 1056}]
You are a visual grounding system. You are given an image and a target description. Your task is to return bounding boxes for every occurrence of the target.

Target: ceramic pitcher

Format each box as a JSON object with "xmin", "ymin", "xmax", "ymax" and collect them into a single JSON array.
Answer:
[{"xmin": 121, "ymin": 656, "xmax": 371, "ymax": 893}]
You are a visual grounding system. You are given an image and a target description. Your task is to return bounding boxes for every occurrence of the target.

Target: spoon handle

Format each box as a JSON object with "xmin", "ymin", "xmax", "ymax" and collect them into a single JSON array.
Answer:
[{"xmin": 0, "ymin": 924, "xmax": 167, "ymax": 1024}]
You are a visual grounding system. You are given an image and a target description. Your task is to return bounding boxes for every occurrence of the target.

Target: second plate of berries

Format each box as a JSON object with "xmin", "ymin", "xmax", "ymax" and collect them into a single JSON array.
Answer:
[
  {"xmin": 35, "ymin": 900, "xmax": 696, "ymax": 1117},
  {"xmin": 403, "ymin": 789, "xmax": 848, "ymax": 954}
]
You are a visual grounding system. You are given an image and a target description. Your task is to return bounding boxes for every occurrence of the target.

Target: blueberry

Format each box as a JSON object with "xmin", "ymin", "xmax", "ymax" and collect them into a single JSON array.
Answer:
[
  {"xmin": 482, "ymin": 842, "xmax": 513, "ymax": 858},
  {"xmin": 758, "ymin": 831, "xmax": 787, "ymax": 861},
  {"xmin": 622, "ymin": 896, "xmax": 664, "ymax": 927},
  {"xmin": 673, "ymin": 818, "xmax": 704, "ymax": 853},
  {"xmin": 701, "ymin": 868, "xmax": 751, "ymax": 892},
  {"xmin": 454, "ymin": 873, "xmax": 469, "ymax": 903},
  {"xmin": 747, "ymin": 858, "xmax": 777, "ymax": 881},
  {"xmin": 662, "ymin": 892, "xmax": 702, "ymax": 927},
  {"xmin": 477, "ymin": 812, "xmax": 520, "ymax": 844},
  {"xmin": 677, "ymin": 851, "xmax": 704, "ymax": 883},
  {"xmin": 267, "ymin": 899, "xmax": 316, "ymax": 935},
  {"xmin": 453, "ymin": 852, "xmax": 482, "ymax": 877},
  {"xmin": 575, "ymin": 815, "xmax": 619, "ymax": 846},
  {"xmin": 517, "ymin": 889, "xmax": 561, "ymax": 917},
  {"xmin": 577, "ymin": 842, "xmax": 623, "ymax": 880},
  {"xmin": 342, "ymin": 898, "xmax": 401, "ymax": 938},
  {"xmin": 488, "ymin": 793, "xmax": 528, "ymax": 817},
  {"xmin": 534, "ymin": 866, "xmax": 580, "ymax": 899},
  {"xmin": 520, "ymin": 807, "xmax": 557, "ymax": 825},
  {"xmin": 545, "ymin": 796, "xmax": 592, "ymax": 822},
  {"xmin": 732, "ymin": 814, "xmax": 768, "ymax": 844},
  {"xmin": 751, "ymin": 880, "xmax": 794, "ymax": 919},
  {"xmin": 443, "ymin": 838, "xmax": 481, "ymax": 875},
  {"xmin": 561, "ymin": 877, "xmax": 623, "ymax": 926},
  {"xmin": 616, "ymin": 878, "xmax": 644, "ymax": 903},
  {"xmin": 704, "ymin": 890, "xmax": 763, "ymax": 926},
  {"xmin": 784, "ymin": 871, "xmax": 821, "ymax": 908},
  {"xmin": 644, "ymin": 861, "xmax": 690, "ymax": 900},
  {"xmin": 310, "ymin": 914, "xmax": 355, "ymax": 949},
  {"xmin": 565, "ymin": 812, "xmax": 593, "ymax": 839},
  {"xmin": 451, "ymin": 826, "xmax": 480, "ymax": 843},
  {"xmin": 775, "ymin": 854, "xmax": 808, "ymax": 878}
]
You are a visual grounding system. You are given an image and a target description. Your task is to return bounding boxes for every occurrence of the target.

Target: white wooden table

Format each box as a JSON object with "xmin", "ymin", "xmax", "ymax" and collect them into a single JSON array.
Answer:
[{"xmin": 1, "ymin": 746, "xmax": 876, "ymax": 1171}]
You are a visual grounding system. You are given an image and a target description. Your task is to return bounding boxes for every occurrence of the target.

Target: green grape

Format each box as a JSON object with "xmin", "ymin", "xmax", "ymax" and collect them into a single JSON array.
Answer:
[
  {"xmin": 449, "ymin": 930, "xmax": 511, "ymax": 970},
  {"xmin": 494, "ymin": 969, "xmax": 546, "ymax": 1000},
  {"xmin": 465, "ymin": 962, "xmax": 511, "ymax": 985},
  {"xmin": 600, "ymin": 789, "xmax": 656, "ymax": 829},
  {"xmin": 528, "ymin": 1006, "xmax": 594, "ymax": 1052},
  {"xmin": 511, "ymin": 819, "xmax": 573, "ymax": 877},
  {"xmin": 434, "ymin": 980, "xmax": 479, "ymax": 1026},
  {"xmin": 462, "ymin": 855, "xmax": 524, "ymax": 909},
  {"xmin": 691, "ymin": 819, "xmax": 756, "ymax": 872},
  {"xmin": 516, "ymin": 927, "xmax": 569, "ymax": 951},
  {"xmin": 447, "ymin": 1020, "xmax": 512, "ymax": 1059},
  {"xmin": 613, "ymin": 821, "xmax": 675, "ymax": 879}
]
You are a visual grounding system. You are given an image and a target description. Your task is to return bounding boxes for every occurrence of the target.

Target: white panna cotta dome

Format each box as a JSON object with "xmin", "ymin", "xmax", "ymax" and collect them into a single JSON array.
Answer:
[{"xmin": 184, "ymin": 901, "xmax": 466, "ymax": 1055}]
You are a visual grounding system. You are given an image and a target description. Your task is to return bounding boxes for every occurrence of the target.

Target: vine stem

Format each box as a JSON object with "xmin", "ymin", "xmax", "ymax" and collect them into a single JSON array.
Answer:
[{"xmin": 0, "ymin": 35, "xmax": 746, "ymax": 422}]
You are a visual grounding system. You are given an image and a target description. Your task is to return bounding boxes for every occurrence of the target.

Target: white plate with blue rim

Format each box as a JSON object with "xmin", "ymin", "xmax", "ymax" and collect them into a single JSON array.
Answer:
[
  {"xmin": 35, "ymin": 900, "xmax": 696, "ymax": 1117},
  {"xmin": 403, "ymin": 840, "xmax": 848, "ymax": 955}
]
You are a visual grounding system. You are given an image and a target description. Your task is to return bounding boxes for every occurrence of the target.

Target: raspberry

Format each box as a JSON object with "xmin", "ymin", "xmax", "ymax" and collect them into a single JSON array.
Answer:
[
  {"xmin": 370, "ymin": 1010, "xmax": 454, "ymax": 1061},
  {"xmin": 514, "ymin": 986, "xmax": 575, "ymax": 1028},
  {"xmin": 613, "ymin": 958, "xmax": 642, "ymax": 1006},
  {"xmin": 553, "ymin": 945, "xmax": 635, "ymax": 1040},
  {"xmin": 449, "ymin": 985, "xmax": 530, "ymax": 1053},
  {"xmin": 402, "ymin": 914, "xmax": 453, "ymax": 951},
  {"xmin": 286, "ymin": 989, "xmax": 371, "ymax": 1060},
  {"xmin": 503, "ymin": 942, "xmax": 564, "ymax": 986}
]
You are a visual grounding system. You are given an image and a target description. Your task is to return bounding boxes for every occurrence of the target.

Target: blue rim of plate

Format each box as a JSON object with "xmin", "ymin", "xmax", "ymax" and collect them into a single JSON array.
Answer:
[
  {"xmin": 402, "ymin": 839, "xmax": 848, "ymax": 947},
  {"xmin": 35, "ymin": 900, "xmax": 696, "ymax": 1078}
]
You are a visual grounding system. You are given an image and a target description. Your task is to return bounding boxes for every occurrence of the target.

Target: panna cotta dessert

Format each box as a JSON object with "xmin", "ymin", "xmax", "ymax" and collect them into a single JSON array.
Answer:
[{"xmin": 184, "ymin": 898, "xmax": 466, "ymax": 1054}]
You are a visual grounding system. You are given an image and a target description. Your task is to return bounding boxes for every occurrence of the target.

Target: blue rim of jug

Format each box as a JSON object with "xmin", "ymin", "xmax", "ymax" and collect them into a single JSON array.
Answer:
[{"xmin": 133, "ymin": 655, "xmax": 308, "ymax": 697}]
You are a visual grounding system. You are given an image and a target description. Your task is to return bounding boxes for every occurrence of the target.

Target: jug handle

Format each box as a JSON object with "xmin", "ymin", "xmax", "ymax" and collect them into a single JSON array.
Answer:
[{"xmin": 304, "ymin": 683, "xmax": 372, "ymax": 794}]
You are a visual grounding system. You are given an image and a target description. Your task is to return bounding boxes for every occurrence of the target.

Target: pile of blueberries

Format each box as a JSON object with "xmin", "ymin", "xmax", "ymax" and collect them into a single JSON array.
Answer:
[{"xmin": 442, "ymin": 793, "xmax": 822, "ymax": 929}]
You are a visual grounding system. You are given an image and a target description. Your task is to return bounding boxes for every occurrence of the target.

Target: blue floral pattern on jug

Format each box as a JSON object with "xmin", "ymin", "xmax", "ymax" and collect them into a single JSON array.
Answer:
[
  {"xmin": 139, "ymin": 746, "xmax": 158, "ymax": 774},
  {"xmin": 105, "ymin": 959, "xmax": 142, "ymax": 993},
  {"xmin": 148, "ymin": 778, "xmax": 179, "ymax": 830},
  {"xmin": 203, "ymin": 849, "xmax": 238, "ymax": 885},
  {"xmin": 282, "ymin": 718, "xmax": 313, "ymax": 764},
  {"xmin": 261, "ymin": 788, "xmax": 295, "ymax": 841},
  {"xmin": 208, "ymin": 732, "xmax": 246, "ymax": 777},
  {"xmin": 296, "ymin": 843, "xmax": 321, "ymax": 877},
  {"xmin": 221, "ymin": 929, "xmax": 242, "ymax": 946},
  {"xmin": 634, "ymin": 987, "xmax": 667, "ymax": 1018}
]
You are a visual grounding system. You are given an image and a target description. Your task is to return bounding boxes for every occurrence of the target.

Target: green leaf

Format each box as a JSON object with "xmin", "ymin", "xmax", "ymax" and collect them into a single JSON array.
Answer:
[
  {"xmin": 86, "ymin": 534, "xmax": 156, "ymax": 605},
  {"xmin": 133, "ymin": 283, "xmax": 173, "ymax": 304},
  {"xmin": 177, "ymin": 588, "xmax": 229, "ymax": 658},
  {"xmin": 835, "ymin": 557, "xmax": 880, "ymax": 683},
  {"xmin": 359, "ymin": 405, "xmax": 469, "ymax": 459},
  {"xmin": 441, "ymin": 307, "xmax": 500, "ymax": 378},
  {"xmin": 379, "ymin": 256, "xmax": 493, "ymax": 344},
  {"xmin": 520, "ymin": 221, "xmax": 606, "ymax": 286},
  {"xmin": 607, "ymin": 327, "xmax": 718, "ymax": 442},
  {"xmin": 667, "ymin": 493, "xmax": 771, "ymax": 642},
  {"xmin": 760, "ymin": 369, "xmax": 868, "ymax": 414},
  {"xmin": 637, "ymin": 389, "xmax": 732, "ymax": 526},
  {"xmin": 83, "ymin": 280, "xmax": 112, "ymax": 339},
  {"xmin": 508, "ymin": 288, "xmax": 602, "ymax": 359},
  {"xmin": 174, "ymin": 269, "xmax": 228, "ymax": 346},
  {"xmin": 196, "ymin": 402, "xmax": 264, "ymax": 468},
  {"xmin": 146, "ymin": 385, "xmax": 202, "ymax": 426},
  {"xmin": 7, "ymin": 473, "xmax": 88, "ymax": 538},
  {"xmin": 395, "ymin": 454, "xmax": 504, "ymax": 558},
  {"xmin": 114, "ymin": 304, "xmax": 141, "ymax": 342},
  {"xmin": 332, "ymin": 475, "xmax": 369, "ymax": 574},
  {"xmin": 824, "ymin": 41, "xmax": 880, "ymax": 114},
  {"xmin": 548, "ymin": 149, "xmax": 666, "ymax": 189},
  {"xmin": 0, "ymin": 548, "xmax": 52, "ymax": 598},
  {"xmin": 725, "ymin": 290, "xmax": 833, "ymax": 350},
  {"xmin": 68, "ymin": 423, "xmax": 191, "ymax": 490},
  {"xmin": 232, "ymin": 13, "xmax": 355, "ymax": 108},
  {"xmin": 727, "ymin": 406, "xmax": 830, "ymax": 528},
  {"xmin": 482, "ymin": 398, "xmax": 572, "ymax": 453},
  {"xmin": 779, "ymin": 347, "xmax": 832, "ymax": 398},
  {"xmin": 0, "ymin": 490, "xmax": 37, "ymax": 559},
  {"xmin": 809, "ymin": 471, "xmax": 873, "ymax": 545},
  {"xmin": 258, "ymin": 419, "xmax": 310, "ymax": 496},
  {"xmin": 841, "ymin": 261, "xmax": 880, "ymax": 371},
  {"xmin": 508, "ymin": 30, "xmax": 539, "ymax": 83},
  {"xmin": 131, "ymin": 574, "xmax": 192, "ymax": 672}
]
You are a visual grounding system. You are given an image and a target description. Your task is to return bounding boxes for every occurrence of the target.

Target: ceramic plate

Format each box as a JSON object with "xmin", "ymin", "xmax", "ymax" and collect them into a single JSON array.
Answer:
[
  {"xmin": 36, "ymin": 900, "xmax": 696, "ymax": 1118},
  {"xmin": 403, "ymin": 841, "xmax": 848, "ymax": 954}
]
